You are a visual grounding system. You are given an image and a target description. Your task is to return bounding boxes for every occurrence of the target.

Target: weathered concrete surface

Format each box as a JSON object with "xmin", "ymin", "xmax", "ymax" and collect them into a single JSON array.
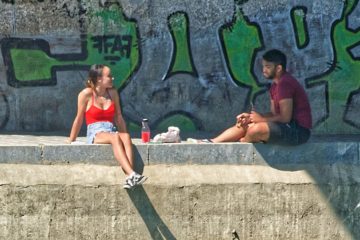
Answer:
[
  {"xmin": 0, "ymin": 164, "xmax": 356, "ymax": 240},
  {"xmin": 1, "ymin": 134, "xmax": 360, "ymax": 239},
  {"xmin": 1, "ymin": 135, "xmax": 360, "ymax": 166},
  {"xmin": 0, "ymin": 0, "xmax": 359, "ymax": 135}
]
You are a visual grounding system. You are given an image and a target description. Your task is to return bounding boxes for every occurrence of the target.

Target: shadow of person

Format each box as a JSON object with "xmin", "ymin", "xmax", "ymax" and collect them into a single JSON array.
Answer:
[
  {"xmin": 254, "ymin": 142, "xmax": 360, "ymax": 239},
  {"xmin": 126, "ymin": 186, "xmax": 177, "ymax": 240},
  {"xmin": 128, "ymin": 147, "xmax": 177, "ymax": 240}
]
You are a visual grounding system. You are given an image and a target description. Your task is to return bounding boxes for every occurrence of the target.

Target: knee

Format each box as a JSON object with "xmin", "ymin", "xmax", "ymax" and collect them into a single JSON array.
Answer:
[
  {"xmin": 111, "ymin": 133, "xmax": 122, "ymax": 144},
  {"xmin": 119, "ymin": 132, "xmax": 132, "ymax": 143},
  {"xmin": 247, "ymin": 123, "xmax": 268, "ymax": 138}
]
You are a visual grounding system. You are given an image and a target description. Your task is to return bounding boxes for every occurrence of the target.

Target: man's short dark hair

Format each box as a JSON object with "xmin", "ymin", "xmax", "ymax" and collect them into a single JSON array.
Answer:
[{"xmin": 262, "ymin": 49, "xmax": 287, "ymax": 69}]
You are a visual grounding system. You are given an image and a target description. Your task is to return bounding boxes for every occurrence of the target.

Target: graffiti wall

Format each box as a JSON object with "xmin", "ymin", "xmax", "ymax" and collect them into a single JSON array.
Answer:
[{"xmin": 0, "ymin": 0, "xmax": 359, "ymax": 135}]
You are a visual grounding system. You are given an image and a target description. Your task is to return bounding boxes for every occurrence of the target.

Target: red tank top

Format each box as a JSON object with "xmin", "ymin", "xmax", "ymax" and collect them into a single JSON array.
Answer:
[{"xmin": 85, "ymin": 91, "xmax": 115, "ymax": 125}]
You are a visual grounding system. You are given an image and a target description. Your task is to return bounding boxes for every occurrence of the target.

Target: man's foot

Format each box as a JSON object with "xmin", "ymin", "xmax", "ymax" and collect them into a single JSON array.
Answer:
[{"xmin": 187, "ymin": 138, "xmax": 213, "ymax": 143}]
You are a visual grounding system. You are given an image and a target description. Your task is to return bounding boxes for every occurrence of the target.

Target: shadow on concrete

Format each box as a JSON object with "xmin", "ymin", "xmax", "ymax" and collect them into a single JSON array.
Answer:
[
  {"xmin": 133, "ymin": 147, "xmax": 146, "ymax": 173},
  {"xmin": 129, "ymin": 147, "xmax": 177, "ymax": 240},
  {"xmin": 127, "ymin": 186, "xmax": 177, "ymax": 240},
  {"xmin": 254, "ymin": 143, "xmax": 360, "ymax": 239}
]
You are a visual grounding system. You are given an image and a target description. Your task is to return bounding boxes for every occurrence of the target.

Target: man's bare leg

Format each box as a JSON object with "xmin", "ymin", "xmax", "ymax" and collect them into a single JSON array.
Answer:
[
  {"xmin": 211, "ymin": 125, "xmax": 247, "ymax": 143},
  {"xmin": 240, "ymin": 122, "xmax": 270, "ymax": 143}
]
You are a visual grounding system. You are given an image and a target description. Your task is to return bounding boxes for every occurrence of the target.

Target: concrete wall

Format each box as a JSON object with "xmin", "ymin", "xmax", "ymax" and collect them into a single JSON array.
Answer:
[
  {"xmin": 0, "ymin": 0, "xmax": 360, "ymax": 135},
  {"xmin": 1, "ymin": 139, "xmax": 360, "ymax": 239}
]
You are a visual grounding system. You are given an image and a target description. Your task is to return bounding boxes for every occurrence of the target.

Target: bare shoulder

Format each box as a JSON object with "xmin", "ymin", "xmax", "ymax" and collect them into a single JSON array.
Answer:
[
  {"xmin": 108, "ymin": 88, "xmax": 119, "ymax": 98},
  {"xmin": 80, "ymin": 88, "xmax": 93, "ymax": 97},
  {"xmin": 77, "ymin": 88, "xmax": 93, "ymax": 103}
]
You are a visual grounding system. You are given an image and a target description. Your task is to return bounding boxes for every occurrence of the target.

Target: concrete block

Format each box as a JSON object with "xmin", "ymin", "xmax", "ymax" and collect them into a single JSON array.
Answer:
[
  {"xmin": 0, "ymin": 146, "xmax": 41, "ymax": 163},
  {"xmin": 253, "ymin": 142, "xmax": 360, "ymax": 165},
  {"xmin": 41, "ymin": 144, "xmax": 148, "ymax": 171},
  {"xmin": 148, "ymin": 143, "xmax": 253, "ymax": 165},
  {"xmin": 42, "ymin": 145, "xmax": 115, "ymax": 165}
]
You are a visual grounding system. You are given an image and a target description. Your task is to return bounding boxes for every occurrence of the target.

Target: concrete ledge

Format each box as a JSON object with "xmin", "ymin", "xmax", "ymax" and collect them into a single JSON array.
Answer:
[
  {"xmin": 0, "ymin": 146, "xmax": 42, "ymax": 163},
  {"xmin": 253, "ymin": 141, "xmax": 360, "ymax": 165},
  {"xmin": 1, "ymin": 135, "xmax": 360, "ymax": 240},
  {"xmin": 148, "ymin": 143, "xmax": 253, "ymax": 165},
  {"xmin": 1, "ymin": 139, "xmax": 359, "ymax": 166}
]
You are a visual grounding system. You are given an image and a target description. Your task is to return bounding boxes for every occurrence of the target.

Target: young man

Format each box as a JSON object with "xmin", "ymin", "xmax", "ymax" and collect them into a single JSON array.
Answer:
[{"xmin": 210, "ymin": 49, "xmax": 312, "ymax": 145}]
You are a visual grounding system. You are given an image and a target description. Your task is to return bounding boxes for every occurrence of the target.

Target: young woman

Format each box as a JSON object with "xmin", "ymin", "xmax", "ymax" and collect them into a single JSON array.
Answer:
[{"xmin": 68, "ymin": 64, "xmax": 147, "ymax": 189}]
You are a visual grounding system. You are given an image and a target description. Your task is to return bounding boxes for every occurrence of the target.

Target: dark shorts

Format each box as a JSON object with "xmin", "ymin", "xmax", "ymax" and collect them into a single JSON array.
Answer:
[{"xmin": 267, "ymin": 121, "xmax": 311, "ymax": 146}]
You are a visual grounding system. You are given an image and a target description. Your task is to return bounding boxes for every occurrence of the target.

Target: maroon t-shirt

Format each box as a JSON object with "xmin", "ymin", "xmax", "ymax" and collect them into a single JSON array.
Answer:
[{"xmin": 269, "ymin": 72, "xmax": 312, "ymax": 129}]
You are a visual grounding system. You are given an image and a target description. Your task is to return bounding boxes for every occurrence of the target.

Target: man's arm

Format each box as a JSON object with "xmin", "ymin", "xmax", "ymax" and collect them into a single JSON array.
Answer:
[{"xmin": 250, "ymin": 99, "xmax": 293, "ymax": 123}]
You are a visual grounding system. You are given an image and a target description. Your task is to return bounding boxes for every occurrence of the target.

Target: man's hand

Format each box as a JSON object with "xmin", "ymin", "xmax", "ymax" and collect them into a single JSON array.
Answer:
[
  {"xmin": 236, "ymin": 113, "xmax": 250, "ymax": 128},
  {"xmin": 249, "ymin": 111, "xmax": 265, "ymax": 123}
]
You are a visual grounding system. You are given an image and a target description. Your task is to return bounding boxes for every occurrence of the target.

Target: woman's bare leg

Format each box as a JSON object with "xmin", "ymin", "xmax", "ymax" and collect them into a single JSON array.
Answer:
[
  {"xmin": 118, "ymin": 132, "xmax": 134, "ymax": 168},
  {"xmin": 94, "ymin": 132, "xmax": 133, "ymax": 175},
  {"xmin": 211, "ymin": 125, "xmax": 247, "ymax": 143}
]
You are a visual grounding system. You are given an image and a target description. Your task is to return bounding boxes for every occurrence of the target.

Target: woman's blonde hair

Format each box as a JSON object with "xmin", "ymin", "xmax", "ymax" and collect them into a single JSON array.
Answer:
[{"xmin": 86, "ymin": 64, "xmax": 105, "ymax": 89}]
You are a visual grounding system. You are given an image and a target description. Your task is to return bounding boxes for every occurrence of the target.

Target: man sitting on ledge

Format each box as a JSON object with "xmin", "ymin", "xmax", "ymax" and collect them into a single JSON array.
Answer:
[{"xmin": 203, "ymin": 49, "xmax": 312, "ymax": 145}]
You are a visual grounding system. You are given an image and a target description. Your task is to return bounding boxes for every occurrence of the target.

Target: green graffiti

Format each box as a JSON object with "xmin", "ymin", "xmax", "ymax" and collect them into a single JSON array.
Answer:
[
  {"xmin": 156, "ymin": 114, "xmax": 197, "ymax": 132},
  {"xmin": 167, "ymin": 12, "xmax": 196, "ymax": 76},
  {"xmin": 127, "ymin": 121, "xmax": 141, "ymax": 132},
  {"xmin": 220, "ymin": 10, "xmax": 264, "ymax": 101},
  {"xmin": 291, "ymin": 7, "xmax": 308, "ymax": 48},
  {"xmin": 309, "ymin": 0, "xmax": 360, "ymax": 133},
  {"xmin": 11, "ymin": 49, "xmax": 65, "ymax": 81},
  {"xmin": 9, "ymin": 5, "xmax": 139, "ymax": 89}
]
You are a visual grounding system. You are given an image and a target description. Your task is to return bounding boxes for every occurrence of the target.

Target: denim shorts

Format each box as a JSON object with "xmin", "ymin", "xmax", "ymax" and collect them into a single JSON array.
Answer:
[
  {"xmin": 267, "ymin": 120, "xmax": 311, "ymax": 146},
  {"xmin": 86, "ymin": 121, "xmax": 116, "ymax": 144}
]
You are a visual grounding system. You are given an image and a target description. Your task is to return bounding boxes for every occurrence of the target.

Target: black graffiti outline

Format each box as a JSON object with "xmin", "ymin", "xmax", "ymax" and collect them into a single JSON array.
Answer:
[
  {"xmin": 151, "ymin": 110, "xmax": 204, "ymax": 131},
  {"xmin": 0, "ymin": 35, "xmax": 89, "ymax": 88},
  {"xmin": 218, "ymin": 5, "xmax": 267, "ymax": 110},
  {"xmin": 0, "ymin": 89, "xmax": 10, "ymax": 130},
  {"xmin": 306, "ymin": 0, "xmax": 359, "ymax": 129},
  {"xmin": 347, "ymin": 41, "xmax": 360, "ymax": 60},
  {"xmin": 290, "ymin": 6, "xmax": 310, "ymax": 50},
  {"xmin": 99, "ymin": 2, "xmax": 143, "ymax": 92},
  {"xmin": 344, "ymin": 0, "xmax": 360, "ymax": 129},
  {"xmin": 346, "ymin": 0, "xmax": 360, "ymax": 33},
  {"xmin": 163, "ymin": 11, "xmax": 199, "ymax": 80},
  {"xmin": 344, "ymin": 88, "xmax": 360, "ymax": 128},
  {"xmin": 345, "ymin": 0, "xmax": 360, "ymax": 61}
]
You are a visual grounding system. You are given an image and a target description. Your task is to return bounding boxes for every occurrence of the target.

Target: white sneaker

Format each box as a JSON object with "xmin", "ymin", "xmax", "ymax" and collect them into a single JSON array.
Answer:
[
  {"xmin": 123, "ymin": 176, "xmax": 135, "ymax": 189},
  {"xmin": 133, "ymin": 174, "xmax": 148, "ymax": 186}
]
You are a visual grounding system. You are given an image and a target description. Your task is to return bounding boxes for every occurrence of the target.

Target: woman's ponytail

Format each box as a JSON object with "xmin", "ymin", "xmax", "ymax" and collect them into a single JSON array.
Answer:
[{"xmin": 86, "ymin": 64, "xmax": 104, "ymax": 89}]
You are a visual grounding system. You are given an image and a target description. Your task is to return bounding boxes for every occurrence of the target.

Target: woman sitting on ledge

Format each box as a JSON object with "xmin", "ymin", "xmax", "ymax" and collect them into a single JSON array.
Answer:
[{"xmin": 68, "ymin": 64, "xmax": 147, "ymax": 189}]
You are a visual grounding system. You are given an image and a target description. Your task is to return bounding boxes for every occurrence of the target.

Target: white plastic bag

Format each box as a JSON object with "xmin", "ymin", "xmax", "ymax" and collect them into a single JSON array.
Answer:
[{"xmin": 153, "ymin": 126, "xmax": 181, "ymax": 143}]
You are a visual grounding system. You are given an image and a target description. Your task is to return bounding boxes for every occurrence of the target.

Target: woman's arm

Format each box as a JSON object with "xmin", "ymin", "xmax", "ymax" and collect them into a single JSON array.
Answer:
[
  {"xmin": 68, "ymin": 89, "xmax": 89, "ymax": 142},
  {"xmin": 112, "ymin": 89, "xmax": 128, "ymax": 133}
]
